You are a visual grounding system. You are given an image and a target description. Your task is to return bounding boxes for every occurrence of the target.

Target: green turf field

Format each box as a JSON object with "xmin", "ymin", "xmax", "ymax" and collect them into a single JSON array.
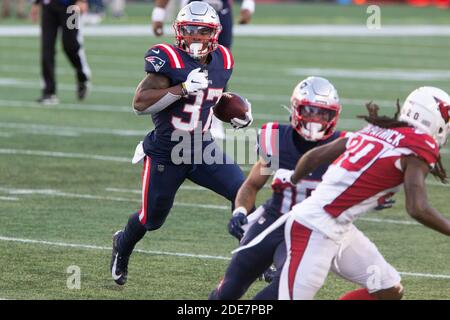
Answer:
[{"xmin": 0, "ymin": 2, "xmax": 450, "ymax": 300}]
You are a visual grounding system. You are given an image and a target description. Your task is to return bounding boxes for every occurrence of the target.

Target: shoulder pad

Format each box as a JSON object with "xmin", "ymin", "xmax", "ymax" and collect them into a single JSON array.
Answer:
[
  {"xmin": 397, "ymin": 127, "xmax": 440, "ymax": 167},
  {"xmin": 258, "ymin": 122, "xmax": 280, "ymax": 160},
  {"xmin": 217, "ymin": 45, "xmax": 234, "ymax": 70},
  {"xmin": 145, "ymin": 44, "xmax": 185, "ymax": 72}
]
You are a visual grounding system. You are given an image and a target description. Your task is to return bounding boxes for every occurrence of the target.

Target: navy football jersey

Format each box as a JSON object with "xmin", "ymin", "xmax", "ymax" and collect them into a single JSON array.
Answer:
[
  {"xmin": 257, "ymin": 122, "xmax": 346, "ymax": 215},
  {"xmin": 142, "ymin": 43, "xmax": 234, "ymax": 162}
]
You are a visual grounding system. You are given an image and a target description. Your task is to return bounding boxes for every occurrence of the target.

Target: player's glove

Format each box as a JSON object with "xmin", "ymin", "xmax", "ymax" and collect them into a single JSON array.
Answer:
[
  {"xmin": 271, "ymin": 169, "xmax": 295, "ymax": 193},
  {"xmin": 259, "ymin": 265, "xmax": 277, "ymax": 283},
  {"xmin": 228, "ymin": 207, "xmax": 248, "ymax": 240},
  {"xmin": 375, "ymin": 198, "xmax": 396, "ymax": 211},
  {"xmin": 182, "ymin": 68, "xmax": 208, "ymax": 95},
  {"xmin": 231, "ymin": 99, "xmax": 253, "ymax": 129}
]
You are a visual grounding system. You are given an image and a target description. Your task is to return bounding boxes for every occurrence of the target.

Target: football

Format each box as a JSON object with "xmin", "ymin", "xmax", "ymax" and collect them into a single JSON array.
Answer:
[{"xmin": 213, "ymin": 92, "xmax": 249, "ymax": 123}]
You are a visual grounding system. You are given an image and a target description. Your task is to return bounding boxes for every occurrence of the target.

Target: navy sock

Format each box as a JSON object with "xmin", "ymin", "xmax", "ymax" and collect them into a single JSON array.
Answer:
[{"xmin": 117, "ymin": 212, "xmax": 147, "ymax": 256}]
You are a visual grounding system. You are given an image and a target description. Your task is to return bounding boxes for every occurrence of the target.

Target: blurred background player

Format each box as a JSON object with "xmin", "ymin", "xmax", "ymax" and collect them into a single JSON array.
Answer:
[
  {"xmin": 83, "ymin": 0, "xmax": 126, "ymax": 24},
  {"xmin": 109, "ymin": 0, "xmax": 126, "ymax": 18},
  {"xmin": 1, "ymin": 0, "xmax": 27, "ymax": 19},
  {"xmin": 31, "ymin": 0, "xmax": 91, "ymax": 105},
  {"xmin": 110, "ymin": 2, "xmax": 253, "ymax": 286},
  {"xmin": 151, "ymin": 0, "xmax": 255, "ymax": 139},
  {"xmin": 240, "ymin": 87, "xmax": 450, "ymax": 300},
  {"xmin": 209, "ymin": 76, "xmax": 350, "ymax": 300}
]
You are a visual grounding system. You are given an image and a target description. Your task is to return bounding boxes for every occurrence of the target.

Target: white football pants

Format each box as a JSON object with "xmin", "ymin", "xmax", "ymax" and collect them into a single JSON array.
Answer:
[{"xmin": 279, "ymin": 217, "xmax": 401, "ymax": 300}]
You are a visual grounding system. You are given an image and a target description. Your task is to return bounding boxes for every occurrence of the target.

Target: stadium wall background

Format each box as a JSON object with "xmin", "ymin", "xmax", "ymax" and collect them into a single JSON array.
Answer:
[{"xmin": 130, "ymin": 0, "xmax": 450, "ymax": 9}]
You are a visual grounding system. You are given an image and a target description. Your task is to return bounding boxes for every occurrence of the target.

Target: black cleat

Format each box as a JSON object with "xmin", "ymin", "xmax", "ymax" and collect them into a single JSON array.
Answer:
[
  {"xmin": 110, "ymin": 230, "xmax": 129, "ymax": 285},
  {"xmin": 36, "ymin": 94, "xmax": 59, "ymax": 105},
  {"xmin": 77, "ymin": 81, "xmax": 90, "ymax": 101}
]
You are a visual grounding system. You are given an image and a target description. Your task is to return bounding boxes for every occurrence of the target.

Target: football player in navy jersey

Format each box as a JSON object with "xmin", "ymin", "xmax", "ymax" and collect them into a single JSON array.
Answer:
[
  {"xmin": 209, "ymin": 76, "xmax": 349, "ymax": 300},
  {"xmin": 151, "ymin": 0, "xmax": 255, "ymax": 139},
  {"xmin": 110, "ymin": 2, "xmax": 253, "ymax": 286}
]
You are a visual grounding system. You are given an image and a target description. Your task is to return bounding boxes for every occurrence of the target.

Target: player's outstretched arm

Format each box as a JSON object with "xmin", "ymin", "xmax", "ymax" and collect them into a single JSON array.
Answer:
[
  {"xmin": 291, "ymin": 137, "xmax": 348, "ymax": 184},
  {"xmin": 239, "ymin": 0, "xmax": 255, "ymax": 24},
  {"xmin": 403, "ymin": 155, "xmax": 450, "ymax": 236},
  {"xmin": 151, "ymin": 0, "xmax": 170, "ymax": 36},
  {"xmin": 229, "ymin": 159, "xmax": 270, "ymax": 239},
  {"xmin": 235, "ymin": 159, "xmax": 271, "ymax": 213},
  {"xmin": 133, "ymin": 73, "xmax": 184, "ymax": 115}
]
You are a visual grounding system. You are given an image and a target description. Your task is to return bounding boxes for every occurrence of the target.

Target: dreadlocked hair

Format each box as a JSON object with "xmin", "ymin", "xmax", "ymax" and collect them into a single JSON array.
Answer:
[
  {"xmin": 358, "ymin": 100, "xmax": 448, "ymax": 184},
  {"xmin": 357, "ymin": 100, "xmax": 410, "ymax": 129}
]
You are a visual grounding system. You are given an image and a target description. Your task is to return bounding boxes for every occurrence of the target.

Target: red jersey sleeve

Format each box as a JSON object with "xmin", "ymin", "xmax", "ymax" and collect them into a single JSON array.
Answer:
[{"xmin": 396, "ymin": 127, "xmax": 440, "ymax": 167}]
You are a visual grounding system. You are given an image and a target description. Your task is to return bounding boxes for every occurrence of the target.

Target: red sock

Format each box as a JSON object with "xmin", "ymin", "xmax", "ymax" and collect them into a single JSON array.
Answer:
[{"xmin": 339, "ymin": 288, "xmax": 378, "ymax": 300}]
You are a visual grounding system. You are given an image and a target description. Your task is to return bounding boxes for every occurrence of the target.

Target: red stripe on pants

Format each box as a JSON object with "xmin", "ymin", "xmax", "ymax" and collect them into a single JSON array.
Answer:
[
  {"xmin": 139, "ymin": 157, "xmax": 152, "ymax": 225},
  {"xmin": 288, "ymin": 221, "xmax": 312, "ymax": 300}
]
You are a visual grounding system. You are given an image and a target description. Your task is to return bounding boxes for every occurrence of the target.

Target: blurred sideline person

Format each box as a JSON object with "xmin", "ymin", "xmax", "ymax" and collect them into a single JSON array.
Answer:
[
  {"xmin": 238, "ymin": 87, "xmax": 450, "ymax": 300},
  {"xmin": 31, "ymin": 0, "xmax": 91, "ymax": 105},
  {"xmin": 110, "ymin": 2, "xmax": 252, "ymax": 286},
  {"xmin": 85, "ymin": 0, "xmax": 126, "ymax": 21},
  {"xmin": 210, "ymin": 77, "xmax": 351, "ymax": 300},
  {"xmin": 151, "ymin": 0, "xmax": 255, "ymax": 140},
  {"xmin": 1, "ymin": 0, "xmax": 26, "ymax": 18},
  {"xmin": 108, "ymin": 0, "xmax": 125, "ymax": 18}
]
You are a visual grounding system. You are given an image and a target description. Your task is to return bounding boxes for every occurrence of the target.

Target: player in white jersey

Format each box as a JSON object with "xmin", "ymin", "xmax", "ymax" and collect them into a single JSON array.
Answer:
[{"xmin": 236, "ymin": 86, "xmax": 449, "ymax": 300}]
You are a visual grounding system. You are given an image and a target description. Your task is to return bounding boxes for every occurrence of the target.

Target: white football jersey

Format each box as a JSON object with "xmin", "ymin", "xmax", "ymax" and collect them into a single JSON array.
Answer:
[{"xmin": 293, "ymin": 124, "xmax": 439, "ymax": 241}]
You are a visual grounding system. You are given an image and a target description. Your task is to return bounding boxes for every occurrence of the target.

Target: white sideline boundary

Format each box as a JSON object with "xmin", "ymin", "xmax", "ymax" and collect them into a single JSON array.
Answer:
[
  {"xmin": 2, "ymin": 25, "xmax": 450, "ymax": 37},
  {"xmin": 0, "ymin": 235, "xmax": 449, "ymax": 280}
]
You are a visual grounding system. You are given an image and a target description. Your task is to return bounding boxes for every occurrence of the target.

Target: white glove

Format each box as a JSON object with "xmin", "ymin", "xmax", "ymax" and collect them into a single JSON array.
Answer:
[
  {"xmin": 271, "ymin": 169, "xmax": 295, "ymax": 193},
  {"xmin": 231, "ymin": 99, "xmax": 253, "ymax": 129},
  {"xmin": 182, "ymin": 68, "xmax": 208, "ymax": 95}
]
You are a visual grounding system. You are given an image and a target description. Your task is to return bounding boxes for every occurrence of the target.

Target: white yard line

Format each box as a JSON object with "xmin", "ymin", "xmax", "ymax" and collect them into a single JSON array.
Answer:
[
  {"xmin": 0, "ymin": 148, "xmax": 131, "ymax": 163},
  {"xmin": 290, "ymin": 68, "xmax": 450, "ymax": 81},
  {"xmin": 0, "ymin": 122, "xmax": 146, "ymax": 137},
  {"xmin": 2, "ymin": 25, "xmax": 450, "ymax": 37},
  {"xmin": 0, "ymin": 235, "xmax": 231, "ymax": 261},
  {"xmin": 0, "ymin": 186, "xmax": 230, "ymax": 210},
  {"xmin": 0, "ymin": 235, "xmax": 448, "ymax": 280},
  {"xmin": 0, "ymin": 196, "xmax": 19, "ymax": 201},
  {"xmin": 398, "ymin": 272, "xmax": 450, "ymax": 279},
  {"xmin": 106, "ymin": 186, "xmax": 207, "ymax": 193},
  {"xmin": 359, "ymin": 217, "xmax": 418, "ymax": 226},
  {"xmin": 0, "ymin": 186, "xmax": 432, "ymax": 227},
  {"xmin": 0, "ymin": 79, "xmax": 382, "ymax": 106}
]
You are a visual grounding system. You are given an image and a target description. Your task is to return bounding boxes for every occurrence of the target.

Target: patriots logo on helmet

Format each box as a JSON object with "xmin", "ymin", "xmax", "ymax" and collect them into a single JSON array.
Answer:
[{"xmin": 146, "ymin": 56, "xmax": 166, "ymax": 72}]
